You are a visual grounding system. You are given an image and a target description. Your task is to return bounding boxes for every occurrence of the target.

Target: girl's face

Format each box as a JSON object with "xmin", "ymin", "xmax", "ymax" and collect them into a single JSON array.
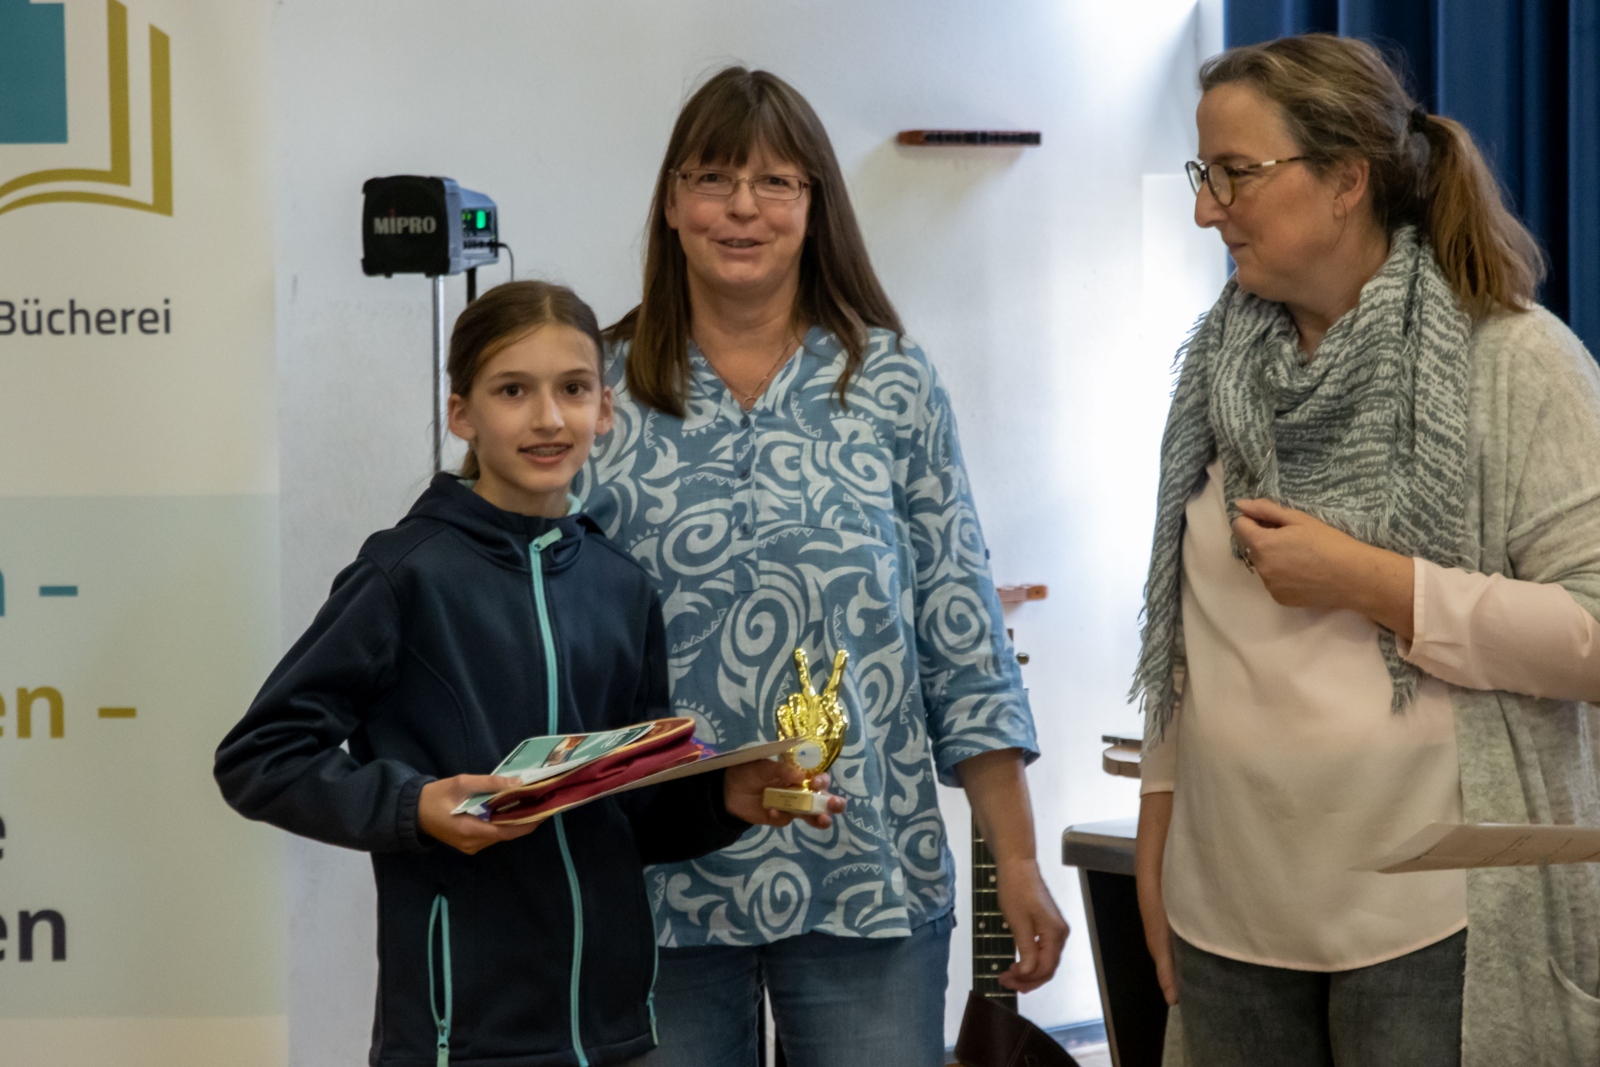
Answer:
[
  {"xmin": 1193, "ymin": 83, "xmax": 1360, "ymax": 306},
  {"xmin": 447, "ymin": 324, "xmax": 613, "ymax": 518},
  {"xmin": 664, "ymin": 146, "xmax": 811, "ymax": 308}
]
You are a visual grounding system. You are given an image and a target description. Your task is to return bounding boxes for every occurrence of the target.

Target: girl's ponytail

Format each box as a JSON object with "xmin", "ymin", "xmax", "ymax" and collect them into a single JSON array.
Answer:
[{"xmin": 1419, "ymin": 113, "xmax": 1544, "ymax": 317}]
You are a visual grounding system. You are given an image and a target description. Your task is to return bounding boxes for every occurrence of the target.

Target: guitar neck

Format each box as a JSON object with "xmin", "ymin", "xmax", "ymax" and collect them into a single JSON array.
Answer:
[{"xmin": 971, "ymin": 816, "xmax": 1017, "ymax": 1009}]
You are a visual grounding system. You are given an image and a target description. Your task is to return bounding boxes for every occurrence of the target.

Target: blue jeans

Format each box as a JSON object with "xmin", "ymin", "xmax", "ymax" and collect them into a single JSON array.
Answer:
[
  {"xmin": 1172, "ymin": 929, "xmax": 1466, "ymax": 1067},
  {"xmin": 647, "ymin": 913, "xmax": 954, "ymax": 1067}
]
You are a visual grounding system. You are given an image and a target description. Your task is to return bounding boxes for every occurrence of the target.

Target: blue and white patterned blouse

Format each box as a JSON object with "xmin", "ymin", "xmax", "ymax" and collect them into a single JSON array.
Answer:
[{"xmin": 578, "ymin": 326, "xmax": 1037, "ymax": 945}]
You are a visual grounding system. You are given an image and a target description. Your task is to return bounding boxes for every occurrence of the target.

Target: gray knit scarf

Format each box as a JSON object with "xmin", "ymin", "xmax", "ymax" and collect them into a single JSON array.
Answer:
[{"xmin": 1133, "ymin": 227, "xmax": 1474, "ymax": 737}]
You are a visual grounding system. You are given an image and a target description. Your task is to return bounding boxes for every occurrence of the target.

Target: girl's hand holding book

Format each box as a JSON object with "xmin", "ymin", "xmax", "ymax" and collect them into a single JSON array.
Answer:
[
  {"xmin": 725, "ymin": 761, "xmax": 845, "ymax": 829},
  {"xmin": 419, "ymin": 775, "xmax": 545, "ymax": 854}
]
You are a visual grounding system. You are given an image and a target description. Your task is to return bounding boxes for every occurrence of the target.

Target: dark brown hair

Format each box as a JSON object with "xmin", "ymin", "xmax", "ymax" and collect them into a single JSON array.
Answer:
[
  {"xmin": 609, "ymin": 66, "xmax": 903, "ymax": 417},
  {"xmin": 1200, "ymin": 34, "xmax": 1544, "ymax": 318},
  {"xmin": 448, "ymin": 280, "xmax": 603, "ymax": 479}
]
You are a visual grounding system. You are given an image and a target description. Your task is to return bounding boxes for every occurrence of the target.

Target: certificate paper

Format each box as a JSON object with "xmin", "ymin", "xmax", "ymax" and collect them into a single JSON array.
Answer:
[
  {"xmin": 491, "ymin": 722, "xmax": 659, "ymax": 787},
  {"xmin": 1357, "ymin": 822, "xmax": 1600, "ymax": 873}
]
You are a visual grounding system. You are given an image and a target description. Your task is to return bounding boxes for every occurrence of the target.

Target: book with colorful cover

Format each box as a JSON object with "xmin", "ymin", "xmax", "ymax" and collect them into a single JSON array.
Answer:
[{"xmin": 453, "ymin": 717, "xmax": 796, "ymax": 826}]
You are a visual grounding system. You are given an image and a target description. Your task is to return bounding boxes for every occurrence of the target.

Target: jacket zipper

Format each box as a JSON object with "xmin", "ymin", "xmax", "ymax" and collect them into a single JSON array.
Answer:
[
  {"xmin": 529, "ymin": 529, "xmax": 590, "ymax": 1067},
  {"xmin": 648, "ymin": 937, "xmax": 660, "ymax": 1044},
  {"xmin": 428, "ymin": 895, "xmax": 452, "ymax": 1067}
]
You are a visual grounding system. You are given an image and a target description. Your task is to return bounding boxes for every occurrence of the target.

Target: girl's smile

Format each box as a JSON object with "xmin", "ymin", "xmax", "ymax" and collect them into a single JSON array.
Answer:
[
  {"xmin": 446, "ymin": 323, "xmax": 613, "ymax": 517},
  {"xmin": 520, "ymin": 443, "xmax": 572, "ymax": 463}
]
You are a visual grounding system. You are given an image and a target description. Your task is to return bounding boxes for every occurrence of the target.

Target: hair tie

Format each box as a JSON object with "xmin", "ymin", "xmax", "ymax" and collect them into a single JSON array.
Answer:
[{"xmin": 1408, "ymin": 106, "xmax": 1430, "ymax": 132}]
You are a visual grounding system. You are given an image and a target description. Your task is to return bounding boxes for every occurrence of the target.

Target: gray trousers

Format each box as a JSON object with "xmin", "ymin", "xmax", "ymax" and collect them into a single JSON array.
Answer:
[{"xmin": 1172, "ymin": 929, "xmax": 1466, "ymax": 1067}]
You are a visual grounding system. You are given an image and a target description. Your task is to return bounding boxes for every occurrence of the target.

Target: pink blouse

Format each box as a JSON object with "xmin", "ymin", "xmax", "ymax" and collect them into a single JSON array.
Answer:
[{"xmin": 1142, "ymin": 462, "xmax": 1600, "ymax": 970}]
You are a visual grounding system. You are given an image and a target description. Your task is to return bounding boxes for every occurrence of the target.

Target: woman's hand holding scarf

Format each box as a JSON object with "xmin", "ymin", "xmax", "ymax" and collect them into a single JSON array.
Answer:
[{"xmin": 1231, "ymin": 498, "xmax": 1416, "ymax": 641}]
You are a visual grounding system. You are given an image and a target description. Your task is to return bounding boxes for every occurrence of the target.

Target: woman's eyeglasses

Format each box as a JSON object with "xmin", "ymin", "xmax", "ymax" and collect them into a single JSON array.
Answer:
[
  {"xmin": 1185, "ymin": 157, "xmax": 1308, "ymax": 207},
  {"xmin": 676, "ymin": 169, "xmax": 810, "ymax": 202}
]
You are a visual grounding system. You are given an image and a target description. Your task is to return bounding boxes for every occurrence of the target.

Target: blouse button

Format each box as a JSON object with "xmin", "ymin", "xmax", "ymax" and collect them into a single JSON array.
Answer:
[
  {"xmin": 739, "ymin": 415, "xmax": 751, "ymax": 429},
  {"xmin": 739, "ymin": 467, "xmax": 752, "ymax": 480},
  {"xmin": 739, "ymin": 523, "xmax": 753, "ymax": 538}
]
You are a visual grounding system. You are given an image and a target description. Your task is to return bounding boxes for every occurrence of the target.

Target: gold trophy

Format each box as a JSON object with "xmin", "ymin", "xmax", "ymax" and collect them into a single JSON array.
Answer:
[{"xmin": 762, "ymin": 647, "xmax": 849, "ymax": 815}]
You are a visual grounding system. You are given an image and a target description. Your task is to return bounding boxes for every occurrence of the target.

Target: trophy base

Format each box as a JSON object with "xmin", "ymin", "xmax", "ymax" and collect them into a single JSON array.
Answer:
[{"xmin": 762, "ymin": 787, "xmax": 831, "ymax": 815}]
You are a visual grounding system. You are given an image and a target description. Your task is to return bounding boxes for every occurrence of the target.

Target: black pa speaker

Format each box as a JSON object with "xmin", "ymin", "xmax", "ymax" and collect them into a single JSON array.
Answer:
[{"xmin": 361, "ymin": 175, "xmax": 498, "ymax": 277}]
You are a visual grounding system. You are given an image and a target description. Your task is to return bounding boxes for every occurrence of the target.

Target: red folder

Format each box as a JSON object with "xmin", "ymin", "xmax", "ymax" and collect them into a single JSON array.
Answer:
[{"xmin": 481, "ymin": 718, "xmax": 707, "ymax": 825}]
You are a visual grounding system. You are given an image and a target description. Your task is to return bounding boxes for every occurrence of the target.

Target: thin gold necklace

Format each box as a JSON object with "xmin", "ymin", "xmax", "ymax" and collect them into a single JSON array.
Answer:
[{"xmin": 700, "ymin": 331, "xmax": 797, "ymax": 408}]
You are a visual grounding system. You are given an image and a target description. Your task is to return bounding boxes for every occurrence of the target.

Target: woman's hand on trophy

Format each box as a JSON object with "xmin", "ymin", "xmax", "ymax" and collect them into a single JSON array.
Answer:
[
  {"xmin": 724, "ymin": 760, "xmax": 845, "ymax": 829},
  {"xmin": 1231, "ymin": 498, "xmax": 1416, "ymax": 640}
]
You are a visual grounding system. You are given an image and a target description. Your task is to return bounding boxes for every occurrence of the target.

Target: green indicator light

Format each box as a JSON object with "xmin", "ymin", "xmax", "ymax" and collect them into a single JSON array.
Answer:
[{"xmin": 475, "ymin": 210, "xmax": 487, "ymax": 229}]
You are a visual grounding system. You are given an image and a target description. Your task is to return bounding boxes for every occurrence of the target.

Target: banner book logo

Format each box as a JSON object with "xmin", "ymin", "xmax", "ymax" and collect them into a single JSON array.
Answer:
[{"xmin": 0, "ymin": 0, "xmax": 171, "ymax": 217}]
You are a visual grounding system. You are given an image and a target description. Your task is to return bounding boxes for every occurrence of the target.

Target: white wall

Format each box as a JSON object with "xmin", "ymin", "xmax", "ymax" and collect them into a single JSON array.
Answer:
[{"xmin": 270, "ymin": 1, "xmax": 1225, "ymax": 1060}]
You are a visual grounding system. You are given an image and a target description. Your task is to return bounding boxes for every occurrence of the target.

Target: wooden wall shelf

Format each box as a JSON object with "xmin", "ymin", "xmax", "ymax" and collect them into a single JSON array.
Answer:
[{"xmin": 897, "ymin": 130, "xmax": 1041, "ymax": 146}]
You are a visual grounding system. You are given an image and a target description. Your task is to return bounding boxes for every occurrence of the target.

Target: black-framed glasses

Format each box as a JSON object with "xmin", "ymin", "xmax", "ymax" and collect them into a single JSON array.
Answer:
[
  {"xmin": 676, "ymin": 169, "xmax": 811, "ymax": 202},
  {"xmin": 1185, "ymin": 157, "xmax": 1308, "ymax": 206}
]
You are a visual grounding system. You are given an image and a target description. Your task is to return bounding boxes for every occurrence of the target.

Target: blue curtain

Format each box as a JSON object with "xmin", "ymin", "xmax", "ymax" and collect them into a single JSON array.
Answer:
[{"xmin": 1223, "ymin": 0, "xmax": 1600, "ymax": 357}]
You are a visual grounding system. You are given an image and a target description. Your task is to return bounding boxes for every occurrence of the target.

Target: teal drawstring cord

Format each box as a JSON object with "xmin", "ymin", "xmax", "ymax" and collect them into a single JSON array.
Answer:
[
  {"xmin": 429, "ymin": 895, "xmax": 452, "ymax": 1067},
  {"xmin": 529, "ymin": 529, "xmax": 590, "ymax": 1067},
  {"xmin": 529, "ymin": 529, "xmax": 562, "ymax": 734}
]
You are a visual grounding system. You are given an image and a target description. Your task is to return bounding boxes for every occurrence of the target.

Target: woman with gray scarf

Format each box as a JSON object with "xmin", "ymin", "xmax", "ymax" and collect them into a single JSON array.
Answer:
[{"xmin": 1134, "ymin": 35, "xmax": 1600, "ymax": 1067}]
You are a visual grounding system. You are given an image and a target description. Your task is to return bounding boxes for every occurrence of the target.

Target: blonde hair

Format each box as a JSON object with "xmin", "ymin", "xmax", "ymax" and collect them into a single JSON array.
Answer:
[
  {"xmin": 447, "ymin": 280, "xmax": 603, "ymax": 480},
  {"xmin": 1201, "ymin": 34, "xmax": 1544, "ymax": 318}
]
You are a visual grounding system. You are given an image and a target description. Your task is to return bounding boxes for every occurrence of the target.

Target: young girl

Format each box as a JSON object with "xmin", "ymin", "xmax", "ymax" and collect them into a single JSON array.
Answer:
[{"xmin": 215, "ymin": 280, "xmax": 838, "ymax": 1067}]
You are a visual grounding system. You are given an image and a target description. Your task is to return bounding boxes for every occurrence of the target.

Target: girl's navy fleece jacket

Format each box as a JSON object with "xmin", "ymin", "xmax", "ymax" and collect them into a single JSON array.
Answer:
[{"xmin": 214, "ymin": 473, "xmax": 750, "ymax": 1067}]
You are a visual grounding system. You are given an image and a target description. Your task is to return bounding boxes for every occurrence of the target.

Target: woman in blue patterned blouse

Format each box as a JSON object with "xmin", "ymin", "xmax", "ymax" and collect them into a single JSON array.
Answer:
[{"xmin": 581, "ymin": 67, "xmax": 1067, "ymax": 1066}]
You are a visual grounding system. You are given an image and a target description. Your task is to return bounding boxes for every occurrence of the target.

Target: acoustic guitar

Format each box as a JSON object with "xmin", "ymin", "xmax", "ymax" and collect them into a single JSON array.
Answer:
[
  {"xmin": 971, "ymin": 818, "xmax": 1020, "ymax": 1010},
  {"xmin": 950, "ymin": 820, "xmax": 1079, "ymax": 1067},
  {"xmin": 951, "ymin": 616, "xmax": 1078, "ymax": 1067}
]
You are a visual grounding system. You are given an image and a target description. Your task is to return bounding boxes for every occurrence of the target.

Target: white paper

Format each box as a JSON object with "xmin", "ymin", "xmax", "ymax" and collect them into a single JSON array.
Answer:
[
  {"xmin": 1357, "ymin": 822, "xmax": 1600, "ymax": 873},
  {"xmin": 602, "ymin": 737, "xmax": 800, "ymax": 795}
]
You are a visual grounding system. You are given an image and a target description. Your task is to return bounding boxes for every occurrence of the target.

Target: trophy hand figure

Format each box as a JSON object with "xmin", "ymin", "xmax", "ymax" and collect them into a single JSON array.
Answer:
[
  {"xmin": 766, "ymin": 647, "xmax": 850, "ymax": 812},
  {"xmin": 821, "ymin": 649, "xmax": 846, "ymax": 699},
  {"xmin": 813, "ymin": 648, "xmax": 849, "ymax": 762}
]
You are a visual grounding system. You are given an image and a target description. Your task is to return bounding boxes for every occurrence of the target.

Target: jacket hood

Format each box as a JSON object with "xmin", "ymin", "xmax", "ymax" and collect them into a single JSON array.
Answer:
[{"xmin": 401, "ymin": 472, "xmax": 597, "ymax": 573}]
